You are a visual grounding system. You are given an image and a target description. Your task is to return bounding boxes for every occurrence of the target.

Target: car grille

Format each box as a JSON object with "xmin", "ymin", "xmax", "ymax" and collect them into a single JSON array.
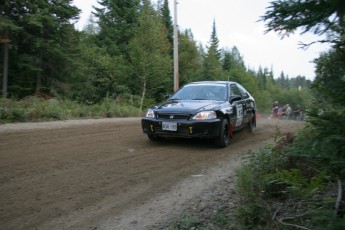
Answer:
[{"xmin": 157, "ymin": 114, "xmax": 190, "ymax": 120}]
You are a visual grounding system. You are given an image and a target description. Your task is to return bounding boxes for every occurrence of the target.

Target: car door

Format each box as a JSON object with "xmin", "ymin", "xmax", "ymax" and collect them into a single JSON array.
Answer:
[
  {"xmin": 237, "ymin": 83, "xmax": 252, "ymax": 125},
  {"xmin": 229, "ymin": 83, "xmax": 245, "ymax": 129}
]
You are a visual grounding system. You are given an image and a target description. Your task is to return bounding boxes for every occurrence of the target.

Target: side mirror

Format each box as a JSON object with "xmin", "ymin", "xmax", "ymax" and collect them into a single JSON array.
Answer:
[
  {"xmin": 230, "ymin": 95, "xmax": 242, "ymax": 103},
  {"xmin": 165, "ymin": 94, "xmax": 172, "ymax": 99}
]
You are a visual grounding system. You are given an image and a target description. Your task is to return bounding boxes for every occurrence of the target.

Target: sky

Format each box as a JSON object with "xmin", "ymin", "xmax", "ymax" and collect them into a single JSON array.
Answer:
[{"xmin": 72, "ymin": 0, "xmax": 330, "ymax": 80}]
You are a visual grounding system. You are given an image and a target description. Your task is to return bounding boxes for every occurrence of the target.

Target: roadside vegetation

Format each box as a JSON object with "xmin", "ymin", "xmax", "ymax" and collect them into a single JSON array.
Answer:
[
  {"xmin": 0, "ymin": 96, "xmax": 141, "ymax": 123},
  {"xmin": 234, "ymin": 1, "xmax": 345, "ymax": 227},
  {"xmin": 235, "ymin": 131, "xmax": 344, "ymax": 230}
]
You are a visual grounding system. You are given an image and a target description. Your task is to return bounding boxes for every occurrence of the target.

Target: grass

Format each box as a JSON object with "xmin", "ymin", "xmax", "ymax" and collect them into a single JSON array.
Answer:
[
  {"xmin": 232, "ymin": 135, "xmax": 341, "ymax": 230},
  {"xmin": 0, "ymin": 97, "xmax": 142, "ymax": 123}
]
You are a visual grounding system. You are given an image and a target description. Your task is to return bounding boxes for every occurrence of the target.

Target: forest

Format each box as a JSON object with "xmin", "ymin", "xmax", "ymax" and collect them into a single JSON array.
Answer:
[{"xmin": 1, "ymin": 0, "xmax": 313, "ymax": 119}]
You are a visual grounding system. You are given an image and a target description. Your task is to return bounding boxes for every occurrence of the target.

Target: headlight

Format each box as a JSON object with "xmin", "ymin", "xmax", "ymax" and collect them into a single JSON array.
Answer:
[
  {"xmin": 145, "ymin": 109, "xmax": 155, "ymax": 118},
  {"xmin": 192, "ymin": 111, "xmax": 217, "ymax": 120}
]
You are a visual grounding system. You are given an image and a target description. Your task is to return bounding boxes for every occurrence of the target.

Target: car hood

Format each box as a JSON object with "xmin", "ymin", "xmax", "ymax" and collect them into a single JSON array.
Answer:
[{"xmin": 153, "ymin": 100, "xmax": 223, "ymax": 114}]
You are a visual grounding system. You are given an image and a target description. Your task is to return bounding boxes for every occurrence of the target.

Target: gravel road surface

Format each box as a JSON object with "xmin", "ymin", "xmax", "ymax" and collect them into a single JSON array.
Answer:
[{"xmin": 0, "ymin": 118, "xmax": 303, "ymax": 230}]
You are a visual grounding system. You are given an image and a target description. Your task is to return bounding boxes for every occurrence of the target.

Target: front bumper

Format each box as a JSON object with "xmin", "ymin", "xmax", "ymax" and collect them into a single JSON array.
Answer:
[{"xmin": 141, "ymin": 118, "xmax": 222, "ymax": 139}]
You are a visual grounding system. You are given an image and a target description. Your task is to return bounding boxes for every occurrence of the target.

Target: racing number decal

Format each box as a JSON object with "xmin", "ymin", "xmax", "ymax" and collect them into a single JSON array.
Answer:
[{"xmin": 235, "ymin": 104, "xmax": 243, "ymax": 126}]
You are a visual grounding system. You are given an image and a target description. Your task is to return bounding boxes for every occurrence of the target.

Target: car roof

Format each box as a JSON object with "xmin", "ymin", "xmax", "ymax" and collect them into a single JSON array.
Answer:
[{"xmin": 187, "ymin": 81, "xmax": 238, "ymax": 85}]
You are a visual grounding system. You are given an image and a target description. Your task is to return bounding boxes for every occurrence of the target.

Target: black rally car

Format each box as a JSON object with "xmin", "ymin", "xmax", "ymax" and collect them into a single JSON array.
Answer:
[{"xmin": 141, "ymin": 81, "xmax": 256, "ymax": 147}]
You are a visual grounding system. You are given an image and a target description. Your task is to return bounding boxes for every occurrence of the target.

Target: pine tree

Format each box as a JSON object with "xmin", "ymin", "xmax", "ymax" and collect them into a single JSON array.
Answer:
[
  {"xmin": 160, "ymin": 0, "xmax": 173, "ymax": 49},
  {"xmin": 94, "ymin": 0, "xmax": 140, "ymax": 56},
  {"xmin": 0, "ymin": 0, "xmax": 80, "ymax": 97},
  {"xmin": 222, "ymin": 46, "xmax": 246, "ymax": 72},
  {"xmin": 209, "ymin": 20, "xmax": 221, "ymax": 59},
  {"xmin": 203, "ymin": 20, "xmax": 223, "ymax": 80},
  {"xmin": 261, "ymin": 0, "xmax": 345, "ymax": 49}
]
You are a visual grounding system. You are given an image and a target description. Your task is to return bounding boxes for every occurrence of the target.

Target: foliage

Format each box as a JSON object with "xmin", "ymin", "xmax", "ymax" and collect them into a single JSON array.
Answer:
[
  {"xmin": 260, "ymin": 0, "xmax": 345, "ymax": 49},
  {"xmin": 0, "ymin": 97, "xmax": 141, "ymax": 123},
  {"xmin": 94, "ymin": 0, "xmax": 140, "ymax": 55},
  {"xmin": 234, "ymin": 140, "xmax": 333, "ymax": 230},
  {"xmin": 235, "ymin": 202, "xmax": 271, "ymax": 229},
  {"xmin": 128, "ymin": 0, "xmax": 172, "ymax": 110},
  {"xmin": 312, "ymin": 210, "xmax": 345, "ymax": 230},
  {"xmin": 1, "ymin": 0, "xmax": 81, "ymax": 97},
  {"xmin": 171, "ymin": 204, "xmax": 233, "ymax": 230},
  {"xmin": 178, "ymin": 29, "xmax": 203, "ymax": 85},
  {"xmin": 73, "ymin": 41, "xmax": 131, "ymax": 103},
  {"xmin": 292, "ymin": 105, "xmax": 345, "ymax": 179},
  {"xmin": 313, "ymin": 49, "xmax": 345, "ymax": 107},
  {"xmin": 0, "ymin": 0, "xmax": 314, "ymax": 114},
  {"xmin": 172, "ymin": 214, "xmax": 201, "ymax": 230},
  {"xmin": 264, "ymin": 168, "xmax": 327, "ymax": 198},
  {"xmin": 222, "ymin": 47, "xmax": 245, "ymax": 72},
  {"xmin": 159, "ymin": 0, "xmax": 174, "ymax": 49},
  {"xmin": 202, "ymin": 20, "xmax": 223, "ymax": 80}
]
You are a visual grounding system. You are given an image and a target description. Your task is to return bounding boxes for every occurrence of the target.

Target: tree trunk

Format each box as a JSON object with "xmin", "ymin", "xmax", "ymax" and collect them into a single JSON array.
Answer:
[
  {"xmin": 140, "ymin": 78, "xmax": 146, "ymax": 112},
  {"xmin": 35, "ymin": 51, "xmax": 43, "ymax": 94},
  {"xmin": 2, "ymin": 41, "xmax": 9, "ymax": 98}
]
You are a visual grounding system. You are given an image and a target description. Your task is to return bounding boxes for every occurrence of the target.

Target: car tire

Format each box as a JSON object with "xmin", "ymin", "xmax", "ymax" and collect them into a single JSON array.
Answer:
[
  {"xmin": 215, "ymin": 119, "xmax": 230, "ymax": 148},
  {"xmin": 147, "ymin": 134, "xmax": 160, "ymax": 141},
  {"xmin": 247, "ymin": 113, "xmax": 255, "ymax": 134}
]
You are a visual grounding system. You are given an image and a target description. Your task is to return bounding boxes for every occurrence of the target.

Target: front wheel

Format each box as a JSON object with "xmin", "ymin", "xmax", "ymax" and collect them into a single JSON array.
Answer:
[
  {"xmin": 147, "ymin": 134, "xmax": 160, "ymax": 141},
  {"xmin": 215, "ymin": 119, "xmax": 230, "ymax": 148}
]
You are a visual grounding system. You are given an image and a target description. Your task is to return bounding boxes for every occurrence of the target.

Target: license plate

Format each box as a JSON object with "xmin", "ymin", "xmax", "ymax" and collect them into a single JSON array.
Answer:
[{"xmin": 162, "ymin": 122, "xmax": 177, "ymax": 131}]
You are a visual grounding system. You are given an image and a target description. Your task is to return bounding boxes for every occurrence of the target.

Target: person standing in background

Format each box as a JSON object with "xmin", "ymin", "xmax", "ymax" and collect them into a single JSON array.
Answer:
[
  {"xmin": 294, "ymin": 105, "xmax": 302, "ymax": 121},
  {"xmin": 271, "ymin": 101, "xmax": 279, "ymax": 118},
  {"xmin": 285, "ymin": 104, "xmax": 291, "ymax": 120}
]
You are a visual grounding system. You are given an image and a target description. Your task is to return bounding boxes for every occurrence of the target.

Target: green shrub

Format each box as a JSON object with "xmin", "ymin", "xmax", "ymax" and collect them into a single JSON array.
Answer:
[
  {"xmin": 0, "ymin": 97, "xmax": 141, "ymax": 123},
  {"xmin": 235, "ymin": 203, "xmax": 271, "ymax": 229},
  {"xmin": 211, "ymin": 209, "xmax": 230, "ymax": 227},
  {"xmin": 172, "ymin": 214, "xmax": 201, "ymax": 230},
  {"xmin": 292, "ymin": 106, "xmax": 345, "ymax": 179},
  {"xmin": 263, "ymin": 168, "xmax": 328, "ymax": 198},
  {"xmin": 10, "ymin": 107, "xmax": 26, "ymax": 122},
  {"xmin": 235, "ymin": 164, "xmax": 259, "ymax": 200},
  {"xmin": 235, "ymin": 142, "xmax": 331, "ymax": 229}
]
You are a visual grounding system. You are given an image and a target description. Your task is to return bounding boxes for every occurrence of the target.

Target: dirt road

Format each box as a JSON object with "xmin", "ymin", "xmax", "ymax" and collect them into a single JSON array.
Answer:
[{"xmin": 0, "ymin": 118, "xmax": 303, "ymax": 230}]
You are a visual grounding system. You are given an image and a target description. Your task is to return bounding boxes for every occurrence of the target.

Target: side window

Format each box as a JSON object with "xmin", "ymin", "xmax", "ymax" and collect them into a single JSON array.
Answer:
[
  {"xmin": 237, "ymin": 84, "xmax": 249, "ymax": 99},
  {"xmin": 230, "ymin": 84, "xmax": 242, "ymax": 97}
]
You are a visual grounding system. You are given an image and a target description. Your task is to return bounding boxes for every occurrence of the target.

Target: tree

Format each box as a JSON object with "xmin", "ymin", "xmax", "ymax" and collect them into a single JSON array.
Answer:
[
  {"xmin": 260, "ymin": 0, "xmax": 345, "ymax": 49},
  {"xmin": 128, "ymin": 0, "xmax": 172, "ymax": 111},
  {"xmin": 159, "ymin": 0, "xmax": 173, "ymax": 49},
  {"xmin": 222, "ymin": 46, "xmax": 246, "ymax": 73},
  {"xmin": 178, "ymin": 29, "xmax": 203, "ymax": 85},
  {"xmin": 209, "ymin": 19, "xmax": 221, "ymax": 59},
  {"xmin": 0, "ymin": 0, "xmax": 21, "ymax": 98},
  {"xmin": 74, "ymin": 35, "xmax": 131, "ymax": 103},
  {"xmin": 0, "ymin": 0, "xmax": 80, "ymax": 98},
  {"xmin": 94, "ymin": 0, "xmax": 140, "ymax": 56},
  {"xmin": 203, "ymin": 20, "xmax": 223, "ymax": 80},
  {"xmin": 314, "ymin": 50, "xmax": 345, "ymax": 107}
]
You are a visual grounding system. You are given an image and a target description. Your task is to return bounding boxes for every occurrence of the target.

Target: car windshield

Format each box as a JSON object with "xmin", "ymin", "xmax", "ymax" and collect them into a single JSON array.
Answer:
[{"xmin": 170, "ymin": 84, "xmax": 227, "ymax": 101}]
